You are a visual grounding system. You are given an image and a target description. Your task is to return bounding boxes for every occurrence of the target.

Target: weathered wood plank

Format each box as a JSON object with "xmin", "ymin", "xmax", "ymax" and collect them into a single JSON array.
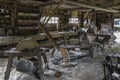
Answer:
[{"xmin": 0, "ymin": 32, "xmax": 77, "ymax": 46}]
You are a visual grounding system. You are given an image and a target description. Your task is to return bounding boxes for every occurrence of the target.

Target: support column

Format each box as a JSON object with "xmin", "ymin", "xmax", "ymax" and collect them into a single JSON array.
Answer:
[
  {"xmin": 78, "ymin": 12, "xmax": 84, "ymax": 28},
  {"xmin": 59, "ymin": 10, "xmax": 69, "ymax": 31}
]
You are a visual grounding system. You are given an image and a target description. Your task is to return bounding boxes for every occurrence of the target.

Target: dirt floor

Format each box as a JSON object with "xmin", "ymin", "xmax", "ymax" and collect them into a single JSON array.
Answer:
[
  {"xmin": 0, "ymin": 32, "xmax": 120, "ymax": 80},
  {"xmin": 0, "ymin": 56, "xmax": 104, "ymax": 80}
]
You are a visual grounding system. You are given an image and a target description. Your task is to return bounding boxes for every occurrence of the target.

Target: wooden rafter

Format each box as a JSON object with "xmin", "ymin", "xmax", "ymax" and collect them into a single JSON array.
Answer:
[
  {"xmin": 63, "ymin": 0, "xmax": 119, "ymax": 13},
  {"xmin": 38, "ymin": 1, "xmax": 69, "ymax": 60}
]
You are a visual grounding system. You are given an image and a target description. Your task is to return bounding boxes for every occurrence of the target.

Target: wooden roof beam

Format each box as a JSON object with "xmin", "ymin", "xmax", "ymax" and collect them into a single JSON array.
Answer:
[
  {"xmin": 63, "ymin": 0, "xmax": 119, "ymax": 13},
  {"xmin": 20, "ymin": 0, "xmax": 46, "ymax": 4}
]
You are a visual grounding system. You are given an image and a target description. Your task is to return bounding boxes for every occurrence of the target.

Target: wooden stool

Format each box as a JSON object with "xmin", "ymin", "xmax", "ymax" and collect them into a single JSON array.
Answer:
[{"xmin": 4, "ymin": 48, "xmax": 44, "ymax": 80}]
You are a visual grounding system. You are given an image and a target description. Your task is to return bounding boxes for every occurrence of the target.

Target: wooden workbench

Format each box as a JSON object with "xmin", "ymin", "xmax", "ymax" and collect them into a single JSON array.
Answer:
[{"xmin": 0, "ymin": 31, "xmax": 77, "ymax": 46}]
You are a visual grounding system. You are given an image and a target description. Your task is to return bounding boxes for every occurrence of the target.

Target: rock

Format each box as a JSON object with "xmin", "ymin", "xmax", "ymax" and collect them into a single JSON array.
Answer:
[
  {"xmin": 54, "ymin": 71, "xmax": 61, "ymax": 77},
  {"xmin": 60, "ymin": 62, "xmax": 78, "ymax": 67},
  {"xmin": 51, "ymin": 55, "xmax": 63, "ymax": 65},
  {"xmin": 112, "ymin": 72, "xmax": 120, "ymax": 79},
  {"xmin": 12, "ymin": 58, "xmax": 37, "ymax": 76},
  {"xmin": 68, "ymin": 51, "xmax": 87, "ymax": 61},
  {"xmin": 60, "ymin": 62, "xmax": 70, "ymax": 67},
  {"xmin": 69, "ymin": 62, "xmax": 78, "ymax": 66},
  {"xmin": 109, "ymin": 35, "xmax": 116, "ymax": 43},
  {"xmin": 9, "ymin": 69, "xmax": 38, "ymax": 80},
  {"xmin": 44, "ymin": 70, "xmax": 61, "ymax": 77}
]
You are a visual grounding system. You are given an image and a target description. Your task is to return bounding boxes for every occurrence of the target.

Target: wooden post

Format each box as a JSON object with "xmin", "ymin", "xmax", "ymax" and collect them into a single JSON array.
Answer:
[
  {"xmin": 4, "ymin": 54, "xmax": 14, "ymax": 80},
  {"xmin": 12, "ymin": 1, "xmax": 18, "ymax": 35},
  {"xmin": 80, "ymin": 12, "xmax": 84, "ymax": 28},
  {"xmin": 38, "ymin": 4, "xmax": 69, "ymax": 60},
  {"xmin": 111, "ymin": 13, "xmax": 114, "ymax": 32},
  {"xmin": 14, "ymin": 0, "xmax": 18, "ymax": 35},
  {"xmin": 37, "ymin": 51, "xmax": 44, "ymax": 80}
]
